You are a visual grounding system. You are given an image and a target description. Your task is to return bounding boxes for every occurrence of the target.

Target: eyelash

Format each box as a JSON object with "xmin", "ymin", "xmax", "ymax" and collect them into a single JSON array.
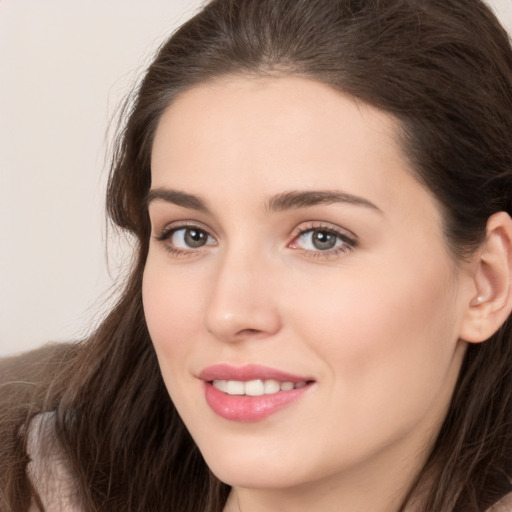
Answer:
[
  {"xmin": 154, "ymin": 222, "xmax": 358, "ymax": 259},
  {"xmin": 154, "ymin": 221, "xmax": 216, "ymax": 258},
  {"xmin": 290, "ymin": 223, "xmax": 358, "ymax": 258}
]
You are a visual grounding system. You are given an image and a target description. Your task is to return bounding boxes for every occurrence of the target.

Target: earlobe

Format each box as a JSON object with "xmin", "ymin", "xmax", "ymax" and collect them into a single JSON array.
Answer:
[
  {"xmin": 459, "ymin": 211, "xmax": 512, "ymax": 344},
  {"xmin": 469, "ymin": 295, "xmax": 485, "ymax": 307}
]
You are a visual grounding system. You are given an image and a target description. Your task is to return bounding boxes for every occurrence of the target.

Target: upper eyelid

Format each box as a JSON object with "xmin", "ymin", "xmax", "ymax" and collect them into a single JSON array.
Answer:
[
  {"xmin": 154, "ymin": 225, "xmax": 216, "ymax": 256},
  {"xmin": 291, "ymin": 222, "xmax": 358, "ymax": 242},
  {"xmin": 153, "ymin": 220, "xmax": 217, "ymax": 239}
]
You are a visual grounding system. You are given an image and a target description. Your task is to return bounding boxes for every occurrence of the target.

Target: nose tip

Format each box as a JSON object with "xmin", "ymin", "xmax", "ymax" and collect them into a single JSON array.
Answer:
[
  {"xmin": 205, "ymin": 307, "xmax": 281, "ymax": 342},
  {"xmin": 203, "ymin": 262, "xmax": 282, "ymax": 343}
]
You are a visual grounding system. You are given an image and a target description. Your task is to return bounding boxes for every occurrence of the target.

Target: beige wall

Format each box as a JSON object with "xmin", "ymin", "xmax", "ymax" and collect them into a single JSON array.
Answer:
[
  {"xmin": 1, "ymin": 1, "xmax": 511, "ymax": 357},
  {"xmin": 0, "ymin": 1, "xmax": 205, "ymax": 356}
]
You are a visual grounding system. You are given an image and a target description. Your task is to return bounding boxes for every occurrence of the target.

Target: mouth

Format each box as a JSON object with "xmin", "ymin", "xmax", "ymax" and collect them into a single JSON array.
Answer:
[
  {"xmin": 211, "ymin": 378, "xmax": 309, "ymax": 396},
  {"xmin": 199, "ymin": 364, "xmax": 315, "ymax": 422}
]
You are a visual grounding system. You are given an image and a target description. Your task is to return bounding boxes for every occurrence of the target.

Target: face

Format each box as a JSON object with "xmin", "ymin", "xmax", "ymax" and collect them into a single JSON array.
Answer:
[{"xmin": 143, "ymin": 76, "xmax": 471, "ymax": 496}]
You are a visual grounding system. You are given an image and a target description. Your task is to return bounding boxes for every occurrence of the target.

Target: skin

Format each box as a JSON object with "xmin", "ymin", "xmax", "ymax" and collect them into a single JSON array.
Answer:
[{"xmin": 143, "ymin": 76, "xmax": 482, "ymax": 512}]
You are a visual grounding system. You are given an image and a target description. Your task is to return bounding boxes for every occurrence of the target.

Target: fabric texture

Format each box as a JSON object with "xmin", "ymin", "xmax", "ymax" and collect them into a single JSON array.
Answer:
[
  {"xmin": 26, "ymin": 413, "xmax": 81, "ymax": 512},
  {"xmin": 489, "ymin": 492, "xmax": 512, "ymax": 512}
]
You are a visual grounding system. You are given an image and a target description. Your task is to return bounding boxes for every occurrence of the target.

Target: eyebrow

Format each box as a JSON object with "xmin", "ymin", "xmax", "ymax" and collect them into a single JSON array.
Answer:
[
  {"xmin": 147, "ymin": 188, "xmax": 209, "ymax": 212},
  {"xmin": 266, "ymin": 190, "xmax": 382, "ymax": 213},
  {"xmin": 146, "ymin": 187, "xmax": 382, "ymax": 214}
]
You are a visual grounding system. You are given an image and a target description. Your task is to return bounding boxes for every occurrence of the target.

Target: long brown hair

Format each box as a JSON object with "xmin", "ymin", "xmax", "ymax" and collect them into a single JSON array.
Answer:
[{"xmin": 2, "ymin": 1, "xmax": 512, "ymax": 510}]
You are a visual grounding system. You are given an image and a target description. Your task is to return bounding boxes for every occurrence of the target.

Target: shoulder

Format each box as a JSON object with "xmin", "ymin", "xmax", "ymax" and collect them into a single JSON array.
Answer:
[
  {"xmin": 0, "ymin": 342, "xmax": 76, "ymax": 378},
  {"xmin": 487, "ymin": 492, "xmax": 512, "ymax": 512},
  {"xmin": 0, "ymin": 343, "xmax": 80, "ymax": 509},
  {"xmin": 26, "ymin": 412, "xmax": 83, "ymax": 512},
  {"xmin": 0, "ymin": 342, "xmax": 77, "ymax": 407}
]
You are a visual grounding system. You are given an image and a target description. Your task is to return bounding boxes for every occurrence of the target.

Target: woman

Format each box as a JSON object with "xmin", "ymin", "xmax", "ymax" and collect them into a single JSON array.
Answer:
[{"xmin": 1, "ymin": 0, "xmax": 511, "ymax": 510}]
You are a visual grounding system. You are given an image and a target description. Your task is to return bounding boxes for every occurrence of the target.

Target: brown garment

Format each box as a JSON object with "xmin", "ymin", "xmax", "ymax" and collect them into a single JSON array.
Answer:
[
  {"xmin": 26, "ymin": 412, "xmax": 81, "ymax": 511},
  {"xmin": 0, "ymin": 342, "xmax": 77, "ymax": 510},
  {"xmin": 489, "ymin": 493, "xmax": 512, "ymax": 512}
]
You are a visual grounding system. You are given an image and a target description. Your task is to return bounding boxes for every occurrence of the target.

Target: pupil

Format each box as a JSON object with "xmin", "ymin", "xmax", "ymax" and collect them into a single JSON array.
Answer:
[
  {"xmin": 313, "ymin": 231, "xmax": 336, "ymax": 250},
  {"xmin": 185, "ymin": 229, "xmax": 206, "ymax": 248}
]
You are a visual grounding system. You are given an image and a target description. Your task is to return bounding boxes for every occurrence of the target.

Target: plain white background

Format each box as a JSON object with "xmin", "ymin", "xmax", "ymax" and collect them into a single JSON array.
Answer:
[{"xmin": 1, "ymin": 1, "xmax": 512, "ymax": 357}]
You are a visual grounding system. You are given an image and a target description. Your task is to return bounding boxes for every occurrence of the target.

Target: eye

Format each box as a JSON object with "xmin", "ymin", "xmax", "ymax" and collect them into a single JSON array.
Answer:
[
  {"xmin": 155, "ymin": 224, "xmax": 217, "ymax": 255},
  {"xmin": 289, "ymin": 225, "xmax": 357, "ymax": 256},
  {"xmin": 170, "ymin": 227, "xmax": 214, "ymax": 249},
  {"xmin": 298, "ymin": 230, "xmax": 342, "ymax": 251}
]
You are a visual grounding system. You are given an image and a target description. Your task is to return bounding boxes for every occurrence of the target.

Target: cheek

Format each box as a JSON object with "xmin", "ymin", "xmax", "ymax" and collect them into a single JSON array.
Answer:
[
  {"xmin": 141, "ymin": 260, "xmax": 212, "ymax": 423},
  {"xmin": 293, "ymin": 256, "xmax": 455, "ymax": 347},
  {"xmin": 287, "ymin": 252, "xmax": 459, "ymax": 424},
  {"xmin": 142, "ymin": 261, "xmax": 205, "ymax": 369}
]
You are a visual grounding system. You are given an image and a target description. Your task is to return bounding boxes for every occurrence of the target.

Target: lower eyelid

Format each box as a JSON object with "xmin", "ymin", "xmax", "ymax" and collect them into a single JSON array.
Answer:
[{"xmin": 300, "ymin": 244, "xmax": 353, "ymax": 256}]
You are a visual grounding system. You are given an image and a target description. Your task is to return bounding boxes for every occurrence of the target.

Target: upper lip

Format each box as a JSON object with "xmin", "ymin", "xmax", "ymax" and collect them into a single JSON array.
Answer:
[{"xmin": 199, "ymin": 364, "xmax": 314, "ymax": 383}]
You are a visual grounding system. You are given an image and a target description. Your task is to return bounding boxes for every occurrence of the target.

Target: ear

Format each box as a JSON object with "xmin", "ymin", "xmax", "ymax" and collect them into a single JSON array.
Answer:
[{"xmin": 459, "ymin": 211, "xmax": 512, "ymax": 343}]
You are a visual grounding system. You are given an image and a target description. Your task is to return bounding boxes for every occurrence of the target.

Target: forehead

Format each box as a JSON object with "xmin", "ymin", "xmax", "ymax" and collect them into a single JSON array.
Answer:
[{"xmin": 150, "ymin": 75, "xmax": 437, "ymax": 223}]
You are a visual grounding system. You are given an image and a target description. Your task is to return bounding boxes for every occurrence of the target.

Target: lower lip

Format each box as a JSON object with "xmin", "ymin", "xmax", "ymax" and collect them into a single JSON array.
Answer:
[{"xmin": 204, "ymin": 382, "xmax": 312, "ymax": 422}]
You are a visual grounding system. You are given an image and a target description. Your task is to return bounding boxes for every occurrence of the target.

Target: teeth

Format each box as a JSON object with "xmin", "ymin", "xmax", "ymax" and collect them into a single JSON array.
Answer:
[
  {"xmin": 226, "ymin": 380, "xmax": 245, "ymax": 395},
  {"xmin": 213, "ymin": 379, "xmax": 227, "ymax": 392},
  {"xmin": 212, "ymin": 379, "xmax": 307, "ymax": 396},
  {"xmin": 245, "ymin": 379, "xmax": 264, "ymax": 396},
  {"xmin": 264, "ymin": 379, "xmax": 280, "ymax": 394}
]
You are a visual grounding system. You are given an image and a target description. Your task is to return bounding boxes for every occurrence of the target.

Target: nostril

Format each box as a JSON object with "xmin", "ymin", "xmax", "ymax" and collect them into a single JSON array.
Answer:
[{"xmin": 237, "ymin": 328, "xmax": 261, "ymax": 336}]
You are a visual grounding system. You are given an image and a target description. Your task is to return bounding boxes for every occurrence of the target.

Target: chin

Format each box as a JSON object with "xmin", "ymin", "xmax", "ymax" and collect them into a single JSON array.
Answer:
[
  {"xmin": 210, "ymin": 462, "xmax": 302, "ymax": 490},
  {"xmin": 197, "ymin": 442, "xmax": 308, "ymax": 490}
]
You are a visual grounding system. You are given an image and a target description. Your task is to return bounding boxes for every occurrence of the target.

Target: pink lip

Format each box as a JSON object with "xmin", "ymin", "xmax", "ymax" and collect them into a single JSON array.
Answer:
[
  {"xmin": 199, "ymin": 364, "xmax": 314, "ymax": 422},
  {"xmin": 199, "ymin": 364, "xmax": 312, "ymax": 383}
]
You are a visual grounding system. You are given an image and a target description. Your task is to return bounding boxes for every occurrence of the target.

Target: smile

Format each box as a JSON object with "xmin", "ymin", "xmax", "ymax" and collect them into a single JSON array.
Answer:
[
  {"xmin": 212, "ymin": 379, "xmax": 308, "ymax": 396},
  {"xmin": 199, "ymin": 364, "xmax": 315, "ymax": 422}
]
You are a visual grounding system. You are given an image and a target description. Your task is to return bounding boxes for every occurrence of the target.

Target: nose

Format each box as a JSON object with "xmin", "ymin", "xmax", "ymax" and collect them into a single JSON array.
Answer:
[{"xmin": 204, "ymin": 249, "xmax": 282, "ymax": 343}]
